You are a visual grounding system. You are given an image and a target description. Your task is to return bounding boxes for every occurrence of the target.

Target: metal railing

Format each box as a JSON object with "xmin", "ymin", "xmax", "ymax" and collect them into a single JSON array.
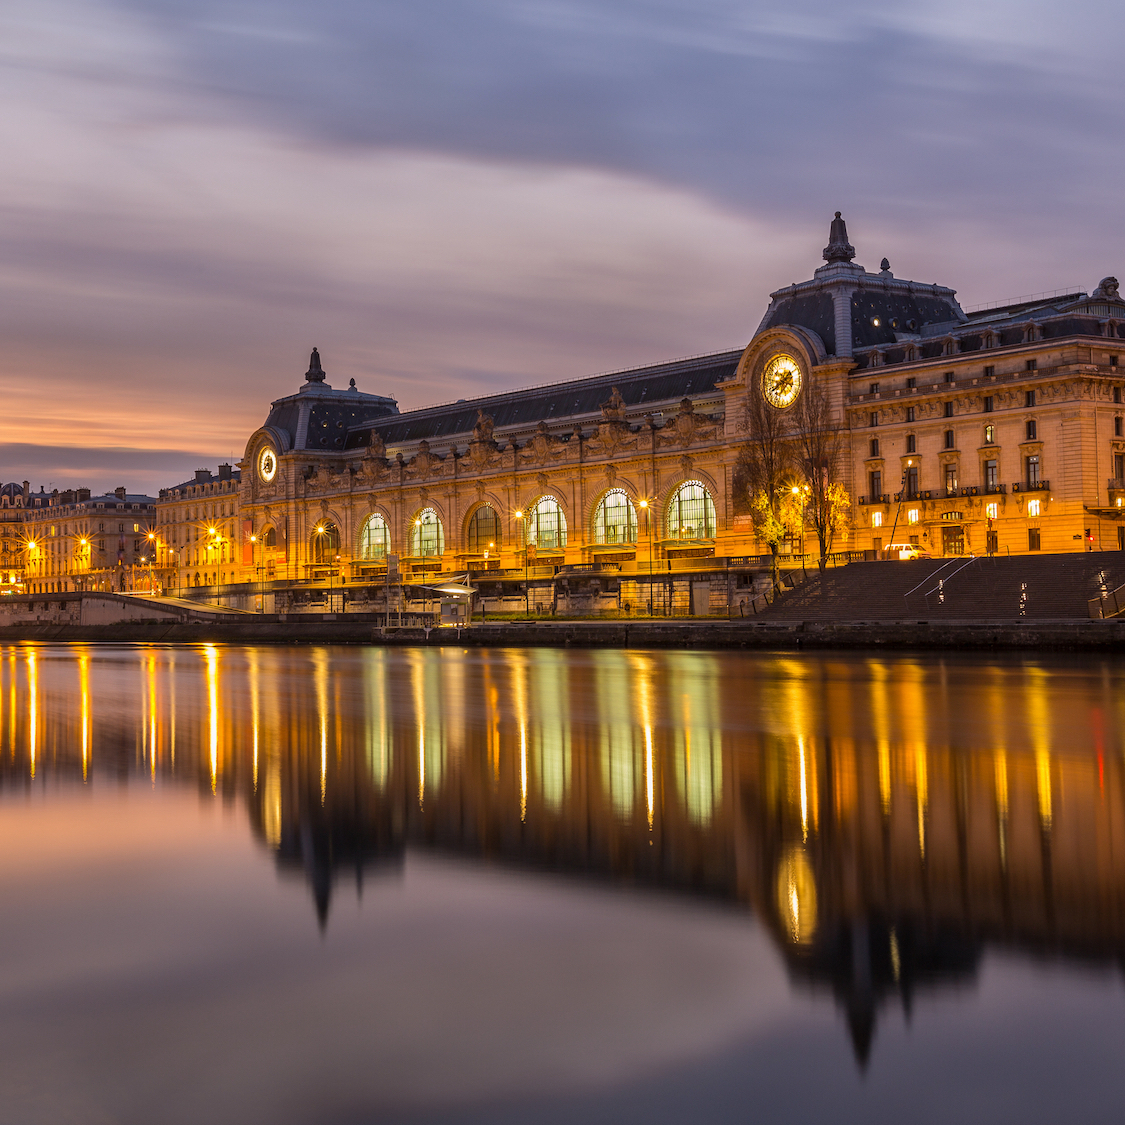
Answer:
[{"xmin": 1089, "ymin": 582, "xmax": 1125, "ymax": 620}]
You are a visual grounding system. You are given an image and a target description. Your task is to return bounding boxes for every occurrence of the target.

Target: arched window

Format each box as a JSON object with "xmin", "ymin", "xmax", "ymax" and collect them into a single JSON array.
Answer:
[
  {"xmin": 410, "ymin": 508, "xmax": 445, "ymax": 557},
  {"xmin": 263, "ymin": 527, "xmax": 276, "ymax": 548},
  {"xmin": 593, "ymin": 489, "xmax": 637, "ymax": 545},
  {"xmin": 359, "ymin": 512, "xmax": 390, "ymax": 559},
  {"xmin": 666, "ymin": 481, "xmax": 716, "ymax": 540},
  {"xmin": 467, "ymin": 505, "xmax": 501, "ymax": 552},
  {"xmin": 311, "ymin": 521, "xmax": 340, "ymax": 564},
  {"xmin": 525, "ymin": 496, "xmax": 567, "ymax": 550}
]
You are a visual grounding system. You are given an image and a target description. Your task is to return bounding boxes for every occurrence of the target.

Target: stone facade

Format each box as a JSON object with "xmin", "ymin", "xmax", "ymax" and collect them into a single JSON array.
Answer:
[{"xmin": 140, "ymin": 217, "xmax": 1123, "ymax": 609}]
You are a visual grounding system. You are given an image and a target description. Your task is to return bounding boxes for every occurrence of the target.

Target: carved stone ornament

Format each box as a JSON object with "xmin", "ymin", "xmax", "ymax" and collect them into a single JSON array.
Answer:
[
  {"xmin": 419, "ymin": 488, "xmax": 429, "ymax": 503},
  {"xmin": 521, "ymin": 420, "xmax": 565, "ymax": 466},
  {"xmin": 604, "ymin": 464, "xmax": 617, "ymax": 486},
  {"xmin": 475, "ymin": 480, "xmax": 486, "ymax": 500},
  {"xmin": 406, "ymin": 440, "xmax": 445, "ymax": 480},
  {"xmin": 473, "ymin": 410, "xmax": 495, "ymax": 443},
  {"xmin": 660, "ymin": 397, "xmax": 718, "ymax": 448},
  {"xmin": 536, "ymin": 472, "xmax": 549, "ymax": 491},
  {"xmin": 601, "ymin": 386, "xmax": 627, "ymax": 421},
  {"xmin": 466, "ymin": 411, "xmax": 502, "ymax": 472},
  {"xmin": 680, "ymin": 454, "xmax": 694, "ymax": 475}
]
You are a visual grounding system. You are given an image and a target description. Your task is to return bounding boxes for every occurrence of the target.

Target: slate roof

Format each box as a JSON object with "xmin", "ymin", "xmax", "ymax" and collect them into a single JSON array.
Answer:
[{"xmin": 344, "ymin": 350, "xmax": 742, "ymax": 449}]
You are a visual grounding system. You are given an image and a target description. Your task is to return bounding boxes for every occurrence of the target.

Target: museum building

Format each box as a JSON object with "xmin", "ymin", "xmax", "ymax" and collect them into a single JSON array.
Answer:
[{"xmin": 223, "ymin": 214, "xmax": 1125, "ymax": 609}]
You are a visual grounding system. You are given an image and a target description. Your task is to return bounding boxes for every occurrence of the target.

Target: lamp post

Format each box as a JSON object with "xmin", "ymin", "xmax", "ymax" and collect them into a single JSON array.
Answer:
[
  {"xmin": 514, "ymin": 509, "xmax": 528, "ymax": 617},
  {"xmin": 638, "ymin": 498, "xmax": 652, "ymax": 616}
]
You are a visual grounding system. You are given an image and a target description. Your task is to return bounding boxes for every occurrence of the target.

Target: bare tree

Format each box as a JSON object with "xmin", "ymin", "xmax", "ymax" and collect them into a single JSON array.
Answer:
[
  {"xmin": 735, "ymin": 385, "xmax": 797, "ymax": 583},
  {"xmin": 792, "ymin": 377, "xmax": 850, "ymax": 570}
]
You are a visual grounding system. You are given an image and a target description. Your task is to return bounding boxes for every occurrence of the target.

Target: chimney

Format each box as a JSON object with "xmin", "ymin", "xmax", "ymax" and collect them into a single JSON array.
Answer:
[
  {"xmin": 114, "ymin": 486, "xmax": 127, "ymax": 500},
  {"xmin": 22, "ymin": 481, "xmax": 29, "ymax": 501},
  {"xmin": 77, "ymin": 488, "xmax": 91, "ymax": 502},
  {"xmin": 218, "ymin": 463, "xmax": 232, "ymax": 481},
  {"xmin": 195, "ymin": 469, "xmax": 211, "ymax": 483}
]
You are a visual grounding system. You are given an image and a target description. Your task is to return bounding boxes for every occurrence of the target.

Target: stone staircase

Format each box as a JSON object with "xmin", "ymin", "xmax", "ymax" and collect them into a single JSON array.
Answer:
[{"xmin": 756, "ymin": 553, "xmax": 1125, "ymax": 622}]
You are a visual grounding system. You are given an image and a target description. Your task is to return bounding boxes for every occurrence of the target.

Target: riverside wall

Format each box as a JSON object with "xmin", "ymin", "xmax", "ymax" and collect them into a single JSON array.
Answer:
[{"xmin": 0, "ymin": 615, "xmax": 1124, "ymax": 651}]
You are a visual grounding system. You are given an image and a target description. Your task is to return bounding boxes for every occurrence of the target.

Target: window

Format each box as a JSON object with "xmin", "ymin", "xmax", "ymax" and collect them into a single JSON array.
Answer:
[
  {"xmin": 945, "ymin": 464, "xmax": 958, "ymax": 493},
  {"xmin": 1026, "ymin": 419, "xmax": 1037, "ymax": 440},
  {"xmin": 983, "ymin": 396, "xmax": 994, "ymax": 413},
  {"xmin": 1027, "ymin": 499, "xmax": 1041, "ymax": 517},
  {"xmin": 1026, "ymin": 359, "xmax": 1037, "ymax": 373},
  {"xmin": 906, "ymin": 377, "xmax": 917, "ymax": 389},
  {"xmin": 986, "ymin": 502, "xmax": 998, "ymax": 520},
  {"xmin": 666, "ymin": 481, "xmax": 716, "ymax": 541},
  {"xmin": 984, "ymin": 424, "xmax": 995, "ymax": 444},
  {"xmin": 944, "ymin": 402, "xmax": 954, "ymax": 418},
  {"xmin": 466, "ymin": 505, "xmax": 501, "ymax": 553},
  {"xmin": 263, "ymin": 528, "xmax": 276, "ymax": 548},
  {"xmin": 906, "ymin": 406, "xmax": 915, "ymax": 422},
  {"xmin": 871, "ymin": 511, "xmax": 883, "ymax": 528},
  {"xmin": 1116, "ymin": 416, "xmax": 1123, "ymax": 437},
  {"xmin": 410, "ymin": 508, "xmax": 445, "ymax": 556},
  {"xmin": 869, "ymin": 382, "xmax": 880, "ymax": 394},
  {"xmin": 1111, "ymin": 356, "xmax": 1119, "ymax": 369},
  {"xmin": 526, "ymin": 495, "xmax": 567, "ymax": 550},
  {"xmin": 870, "ymin": 411, "xmax": 879, "ymax": 427},
  {"xmin": 1026, "ymin": 455, "xmax": 1041, "ymax": 487},
  {"xmin": 1116, "ymin": 387, "xmax": 1123, "ymax": 403},
  {"xmin": 907, "ymin": 508, "xmax": 919, "ymax": 525},
  {"xmin": 310, "ymin": 522, "xmax": 340, "ymax": 564},
  {"xmin": 906, "ymin": 434, "xmax": 917, "ymax": 453},
  {"xmin": 359, "ymin": 512, "xmax": 390, "ymax": 559},
  {"xmin": 592, "ymin": 489, "xmax": 638, "ymax": 544},
  {"xmin": 985, "ymin": 459, "xmax": 998, "ymax": 491},
  {"xmin": 869, "ymin": 438, "xmax": 880, "ymax": 457},
  {"xmin": 944, "ymin": 372, "xmax": 955, "ymax": 383},
  {"xmin": 869, "ymin": 470, "xmax": 882, "ymax": 499},
  {"xmin": 1115, "ymin": 453, "xmax": 1125, "ymax": 482},
  {"xmin": 1028, "ymin": 528, "xmax": 1041, "ymax": 551},
  {"xmin": 904, "ymin": 466, "xmax": 919, "ymax": 498},
  {"xmin": 944, "ymin": 430, "xmax": 955, "ymax": 449},
  {"xmin": 984, "ymin": 365, "xmax": 995, "ymax": 378},
  {"xmin": 1025, "ymin": 389, "xmax": 1036, "ymax": 406}
]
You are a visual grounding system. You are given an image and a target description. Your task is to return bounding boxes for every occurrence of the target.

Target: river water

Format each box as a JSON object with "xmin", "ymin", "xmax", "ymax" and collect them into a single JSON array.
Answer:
[{"xmin": 1, "ymin": 643, "xmax": 1123, "ymax": 1124}]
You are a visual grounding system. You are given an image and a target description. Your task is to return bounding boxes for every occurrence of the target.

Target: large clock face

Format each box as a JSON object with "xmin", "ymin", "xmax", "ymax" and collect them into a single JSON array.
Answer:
[
  {"xmin": 762, "ymin": 354, "xmax": 802, "ymax": 409},
  {"xmin": 258, "ymin": 447, "xmax": 277, "ymax": 483}
]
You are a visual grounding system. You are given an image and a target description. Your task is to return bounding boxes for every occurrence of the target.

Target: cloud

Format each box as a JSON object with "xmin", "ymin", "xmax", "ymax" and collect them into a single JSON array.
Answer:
[{"xmin": 1, "ymin": 0, "xmax": 1125, "ymax": 487}]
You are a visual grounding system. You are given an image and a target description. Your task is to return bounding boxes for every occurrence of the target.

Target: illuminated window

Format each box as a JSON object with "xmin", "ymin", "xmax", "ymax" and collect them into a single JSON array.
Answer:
[
  {"xmin": 466, "ymin": 505, "xmax": 501, "ymax": 552},
  {"xmin": 907, "ymin": 509, "xmax": 920, "ymax": 524},
  {"xmin": 410, "ymin": 508, "xmax": 445, "ymax": 556},
  {"xmin": 359, "ymin": 512, "xmax": 390, "ymax": 559},
  {"xmin": 871, "ymin": 511, "xmax": 883, "ymax": 528},
  {"xmin": 526, "ymin": 496, "xmax": 567, "ymax": 550},
  {"xmin": 986, "ymin": 502, "xmax": 999, "ymax": 520},
  {"xmin": 1027, "ymin": 499, "xmax": 1041, "ymax": 517},
  {"xmin": 593, "ymin": 489, "xmax": 637, "ymax": 544},
  {"xmin": 984, "ymin": 424, "xmax": 995, "ymax": 444},
  {"xmin": 665, "ymin": 481, "xmax": 717, "ymax": 541}
]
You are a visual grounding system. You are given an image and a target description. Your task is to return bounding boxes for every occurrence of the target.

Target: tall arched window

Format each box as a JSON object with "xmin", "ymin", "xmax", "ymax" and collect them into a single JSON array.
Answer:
[
  {"xmin": 410, "ymin": 508, "xmax": 445, "ymax": 557},
  {"xmin": 263, "ymin": 527, "xmax": 276, "ymax": 548},
  {"xmin": 592, "ymin": 489, "xmax": 637, "ymax": 545},
  {"xmin": 467, "ymin": 505, "xmax": 501, "ymax": 552},
  {"xmin": 526, "ymin": 496, "xmax": 567, "ymax": 550},
  {"xmin": 311, "ymin": 521, "xmax": 340, "ymax": 563},
  {"xmin": 666, "ymin": 481, "xmax": 716, "ymax": 540},
  {"xmin": 359, "ymin": 512, "xmax": 390, "ymax": 559}
]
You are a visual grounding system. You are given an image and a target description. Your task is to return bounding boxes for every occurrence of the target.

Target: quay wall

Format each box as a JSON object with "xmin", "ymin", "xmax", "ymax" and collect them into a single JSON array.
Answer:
[{"xmin": 0, "ymin": 615, "xmax": 1123, "ymax": 651}]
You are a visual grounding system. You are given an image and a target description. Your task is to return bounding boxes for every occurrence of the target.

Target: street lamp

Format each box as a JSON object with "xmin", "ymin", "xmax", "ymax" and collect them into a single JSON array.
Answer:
[
  {"xmin": 514, "ymin": 508, "xmax": 528, "ymax": 617},
  {"xmin": 638, "ymin": 498, "xmax": 653, "ymax": 616}
]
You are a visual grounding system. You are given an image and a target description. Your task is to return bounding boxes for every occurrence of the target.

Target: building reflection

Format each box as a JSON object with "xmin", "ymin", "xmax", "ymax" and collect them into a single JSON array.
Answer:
[{"xmin": 2, "ymin": 645, "xmax": 1124, "ymax": 1063}]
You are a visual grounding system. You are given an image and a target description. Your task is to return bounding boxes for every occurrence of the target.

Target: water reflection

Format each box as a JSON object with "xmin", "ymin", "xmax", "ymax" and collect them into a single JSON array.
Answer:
[{"xmin": 2, "ymin": 644, "xmax": 1124, "ymax": 1068}]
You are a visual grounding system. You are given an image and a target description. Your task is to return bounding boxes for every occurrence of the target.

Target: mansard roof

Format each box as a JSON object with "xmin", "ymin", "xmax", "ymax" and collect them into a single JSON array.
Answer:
[
  {"xmin": 754, "ymin": 213, "xmax": 965, "ymax": 356},
  {"xmin": 343, "ymin": 349, "xmax": 741, "ymax": 449}
]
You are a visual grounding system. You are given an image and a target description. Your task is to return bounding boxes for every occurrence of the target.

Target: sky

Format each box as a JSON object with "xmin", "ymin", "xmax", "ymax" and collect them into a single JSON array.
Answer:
[{"xmin": 3, "ymin": 0, "xmax": 1125, "ymax": 493}]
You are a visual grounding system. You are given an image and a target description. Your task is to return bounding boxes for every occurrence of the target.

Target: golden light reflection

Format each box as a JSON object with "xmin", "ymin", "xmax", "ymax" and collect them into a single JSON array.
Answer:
[
  {"xmin": 205, "ymin": 644, "xmax": 218, "ymax": 794},
  {"xmin": 314, "ymin": 649, "xmax": 328, "ymax": 807},
  {"xmin": 914, "ymin": 744, "xmax": 928, "ymax": 860},
  {"xmin": 27, "ymin": 647, "xmax": 37, "ymax": 779},
  {"xmin": 995, "ymin": 749, "xmax": 1009, "ymax": 869},
  {"xmin": 250, "ymin": 648, "xmax": 260, "ymax": 792},
  {"xmin": 78, "ymin": 649, "xmax": 90, "ymax": 782},
  {"xmin": 776, "ymin": 846, "xmax": 817, "ymax": 945},
  {"xmin": 878, "ymin": 739, "xmax": 891, "ymax": 815}
]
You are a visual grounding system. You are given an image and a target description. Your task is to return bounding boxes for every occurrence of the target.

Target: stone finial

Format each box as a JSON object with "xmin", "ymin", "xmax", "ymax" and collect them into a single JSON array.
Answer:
[
  {"xmin": 305, "ymin": 347, "xmax": 326, "ymax": 383},
  {"xmin": 823, "ymin": 212, "xmax": 856, "ymax": 263},
  {"xmin": 880, "ymin": 258, "xmax": 892, "ymax": 275},
  {"xmin": 348, "ymin": 378, "xmax": 356, "ymax": 389}
]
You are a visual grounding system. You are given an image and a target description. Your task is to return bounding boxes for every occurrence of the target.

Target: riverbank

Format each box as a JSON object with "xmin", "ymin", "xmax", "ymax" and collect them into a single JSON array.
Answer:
[{"xmin": 2, "ymin": 616, "xmax": 1124, "ymax": 650}]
